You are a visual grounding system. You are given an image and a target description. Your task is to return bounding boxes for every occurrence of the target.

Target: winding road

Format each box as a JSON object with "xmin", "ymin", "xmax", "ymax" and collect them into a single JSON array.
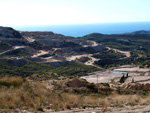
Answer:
[
  {"xmin": 0, "ymin": 46, "xmax": 26, "ymax": 56},
  {"xmin": 107, "ymin": 47, "xmax": 131, "ymax": 58}
]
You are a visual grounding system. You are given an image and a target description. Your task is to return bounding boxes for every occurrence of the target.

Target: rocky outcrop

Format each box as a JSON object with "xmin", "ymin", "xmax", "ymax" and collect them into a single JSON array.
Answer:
[
  {"xmin": 0, "ymin": 26, "xmax": 22, "ymax": 38},
  {"xmin": 67, "ymin": 78, "xmax": 85, "ymax": 88},
  {"xmin": 0, "ymin": 26, "xmax": 26, "ymax": 45}
]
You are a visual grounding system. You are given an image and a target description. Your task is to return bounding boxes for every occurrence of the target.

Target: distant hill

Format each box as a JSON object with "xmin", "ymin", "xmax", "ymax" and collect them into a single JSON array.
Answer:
[
  {"xmin": 127, "ymin": 30, "xmax": 150, "ymax": 34},
  {"xmin": 20, "ymin": 31, "xmax": 73, "ymax": 39},
  {"xmin": 81, "ymin": 32, "xmax": 150, "ymax": 51}
]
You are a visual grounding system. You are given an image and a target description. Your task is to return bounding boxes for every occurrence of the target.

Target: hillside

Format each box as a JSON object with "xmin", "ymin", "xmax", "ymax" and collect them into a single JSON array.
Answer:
[
  {"xmin": 1, "ymin": 26, "xmax": 150, "ymax": 112},
  {"xmin": 0, "ymin": 26, "xmax": 107, "ymax": 77},
  {"xmin": 81, "ymin": 33, "xmax": 150, "ymax": 51},
  {"xmin": 80, "ymin": 33, "xmax": 150, "ymax": 67},
  {"xmin": 1, "ymin": 26, "xmax": 150, "ymax": 76},
  {"xmin": 0, "ymin": 26, "xmax": 26, "ymax": 45},
  {"xmin": 0, "ymin": 26, "xmax": 22, "ymax": 38}
]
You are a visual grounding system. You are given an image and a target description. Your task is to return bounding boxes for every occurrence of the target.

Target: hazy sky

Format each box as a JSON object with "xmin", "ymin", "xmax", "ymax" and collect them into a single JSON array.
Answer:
[{"xmin": 0, "ymin": 0, "xmax": 150, "ymax": 26}]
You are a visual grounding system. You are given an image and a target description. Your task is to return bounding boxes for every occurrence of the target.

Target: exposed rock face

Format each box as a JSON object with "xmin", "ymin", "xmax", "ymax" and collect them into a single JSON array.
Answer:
[
  {"xmin": 67, "ymin": 78, "xmax": 85, "ymax": 88},
  {"xmin": 0, "ymin": 26, "xmax": 26, "ymax": 45},
  {"xmin": 21, "ymin": 31, "xmax": 81, "ymax": 48},
  {"xmin": 21, "ymin": 31, "xmax": 107, "ymax": 51},
  {"xmin": 0, "ymin": 26, "xmax": 22, "ymax": 38}
]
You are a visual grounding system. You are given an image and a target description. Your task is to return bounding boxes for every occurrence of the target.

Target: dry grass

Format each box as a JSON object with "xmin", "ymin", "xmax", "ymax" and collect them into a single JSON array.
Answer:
[
  {"xmin": 99, "ymin": 93, "xmax": 150, "ymax": 108},
  {"xmin": 0, "ymin": 76, "xmax": 23, "ymax": 88},
  {"xmin": 0, "ymin": 77, "xmax": 51, "ymax": 111},
  {"xmin": 1, "ymin": 77, "xmax": 150, "ymax": 112},
  {"xmin": 47, "ymin": 92, "xmax": 150, "ymax": 111}
]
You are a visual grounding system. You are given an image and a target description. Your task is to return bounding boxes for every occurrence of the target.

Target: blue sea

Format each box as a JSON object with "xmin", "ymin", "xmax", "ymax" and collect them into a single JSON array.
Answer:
[{"xmin": 14, "ymin": 22, "xmax": 150, "ymax": 37}]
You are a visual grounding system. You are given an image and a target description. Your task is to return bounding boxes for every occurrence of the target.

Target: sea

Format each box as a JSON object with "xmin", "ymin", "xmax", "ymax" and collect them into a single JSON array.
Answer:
[{"xmin": 14, "ymin": 22, "xmax": 150, "ymax": 37}]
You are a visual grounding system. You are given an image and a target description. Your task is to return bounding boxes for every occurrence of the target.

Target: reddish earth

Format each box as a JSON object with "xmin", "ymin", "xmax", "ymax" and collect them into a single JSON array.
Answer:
[{"xmin": 67, "ymin": 78, "xmax": 85, "ymax": 88}]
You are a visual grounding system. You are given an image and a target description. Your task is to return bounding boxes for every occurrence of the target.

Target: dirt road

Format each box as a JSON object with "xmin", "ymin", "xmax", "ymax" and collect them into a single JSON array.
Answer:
[
  {"xmin": 107, "ymin": 47, "xmax": 131, "ymax": 58},
  {"xmin": 0, "ymin": 46, "xmax": 26, "ymax": 56},
  {"xmin": 32, "ymin": 50, "xmax": 49, "ymax": 58},
  {"xmin": 46, "ymin": 105, "xmax": 150, "ymax": 113}
]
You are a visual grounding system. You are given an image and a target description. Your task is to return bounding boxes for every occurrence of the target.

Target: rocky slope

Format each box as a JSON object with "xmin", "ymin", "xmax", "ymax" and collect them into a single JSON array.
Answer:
[
  {"xmin": 0, "ymin": 26, "xmax": 22, "ymax": 38},
  {"xmin": 0, "ymin": 26, "xmax": 26, "ymax": 45},
  {"xmin": 0, "ymin": 26, "xmax": 108, "ymax": 68}
]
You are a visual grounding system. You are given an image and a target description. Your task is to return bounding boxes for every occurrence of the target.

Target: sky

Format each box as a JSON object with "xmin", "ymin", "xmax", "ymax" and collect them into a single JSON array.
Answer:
[{"xmin": 0, "ymin": 0, "xmax": 150, "ymax": 27}]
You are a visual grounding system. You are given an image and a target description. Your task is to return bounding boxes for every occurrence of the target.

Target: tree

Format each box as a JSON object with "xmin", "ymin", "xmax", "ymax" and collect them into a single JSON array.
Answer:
[{"xmin": 120, "ymin": 75, "xmax": 125, "ymax": 83}]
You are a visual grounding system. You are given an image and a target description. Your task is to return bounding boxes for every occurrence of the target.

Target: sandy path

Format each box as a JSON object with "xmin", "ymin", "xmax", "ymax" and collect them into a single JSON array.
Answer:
[
  {"xmin": 66, "ymin": 54, "xmax": 101, "ymax": 68},
  {"xmin": 0, "ymin": 49, "xmax": 14, "ymax": 55},
  {"xmin": 84, "ymin": 56, "xmax": 101, "ymax": 69},
  {"xmin": 0, "ymin": 46, "xmax": 26, "ymax": 56},
  {"xmin": 90, "ymin": 41, "xmax": 98, "ymax": 47},
  {"xmin": 24, "ymin": 36, "xmax": 35, "ymax": 42},
  {"xmin": 82, "ymin": 40, "xmax": 98, "ymax": 47},
  {"xmin": 107, "ymin": 47, "xmax": 131, "ymax": 58},
  {"xmin": 66, "ymin": 54, "xmax": 91, "ymax": 61},
  {"xmin": 6, "ymin": 105, "xmax": 150, "ymax": 113},
  {"xmin": 32, "ymin": 50, "xmax": 49, "ymax": 58},
  {"xmin": 114, "ymin": 67, "xmax": 150, "ymax": 72},
  {"xmin": 66, "ymin": 40, "xmax": 101, "ymax": 67},
  {"xmin": 125, "ymin": 76, "xmax": 150, "ymax": 83}
]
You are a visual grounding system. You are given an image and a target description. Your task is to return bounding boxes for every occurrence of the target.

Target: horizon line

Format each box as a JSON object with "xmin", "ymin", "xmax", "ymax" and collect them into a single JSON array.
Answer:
[{"xmin": 7, "ymin": 21, "xmax": 150, "ymax": 27}]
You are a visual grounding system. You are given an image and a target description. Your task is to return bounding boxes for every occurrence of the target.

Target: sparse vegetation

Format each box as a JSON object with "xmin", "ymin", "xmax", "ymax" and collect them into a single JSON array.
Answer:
[
  {"xmin": 0, "ymin": 61, "xmax": 99, "ymax": 77},
  {"xmin": 1, "ymin": 26, "xmax": 150, "ymax": 112},
  {"xmin": 82, "ymin": 33, "xmax": 150, "ymax": 53},
  {"xmin": 51, "ymin": 62, "xmax": 99, "ymax": 77},
  {"xmin": 0, "ymin": 48, "xmax": 31, "ymax": 58},
  {"xmin": 0, "ymin": 77, "xmax": 150, "ymax": 112},
  {"xmin": 81, "ymin": 33, "xmax": 150, "ymax": 68},
  {"xmin": 0, "ymin": 41, "xmax": 12, "ymax": 52}
]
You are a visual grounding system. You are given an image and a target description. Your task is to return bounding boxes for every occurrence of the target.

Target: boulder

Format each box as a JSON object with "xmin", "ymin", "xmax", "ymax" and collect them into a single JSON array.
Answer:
[{"xmin": 67, "ymin": 78, "xmax": 85, "ymax": 88}]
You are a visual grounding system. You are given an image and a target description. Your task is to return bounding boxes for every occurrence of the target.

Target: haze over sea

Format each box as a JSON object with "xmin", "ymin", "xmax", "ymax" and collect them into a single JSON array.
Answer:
[{"xmin": 14, "ymin": 22, "xmax": 150, "ymax": 37}]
